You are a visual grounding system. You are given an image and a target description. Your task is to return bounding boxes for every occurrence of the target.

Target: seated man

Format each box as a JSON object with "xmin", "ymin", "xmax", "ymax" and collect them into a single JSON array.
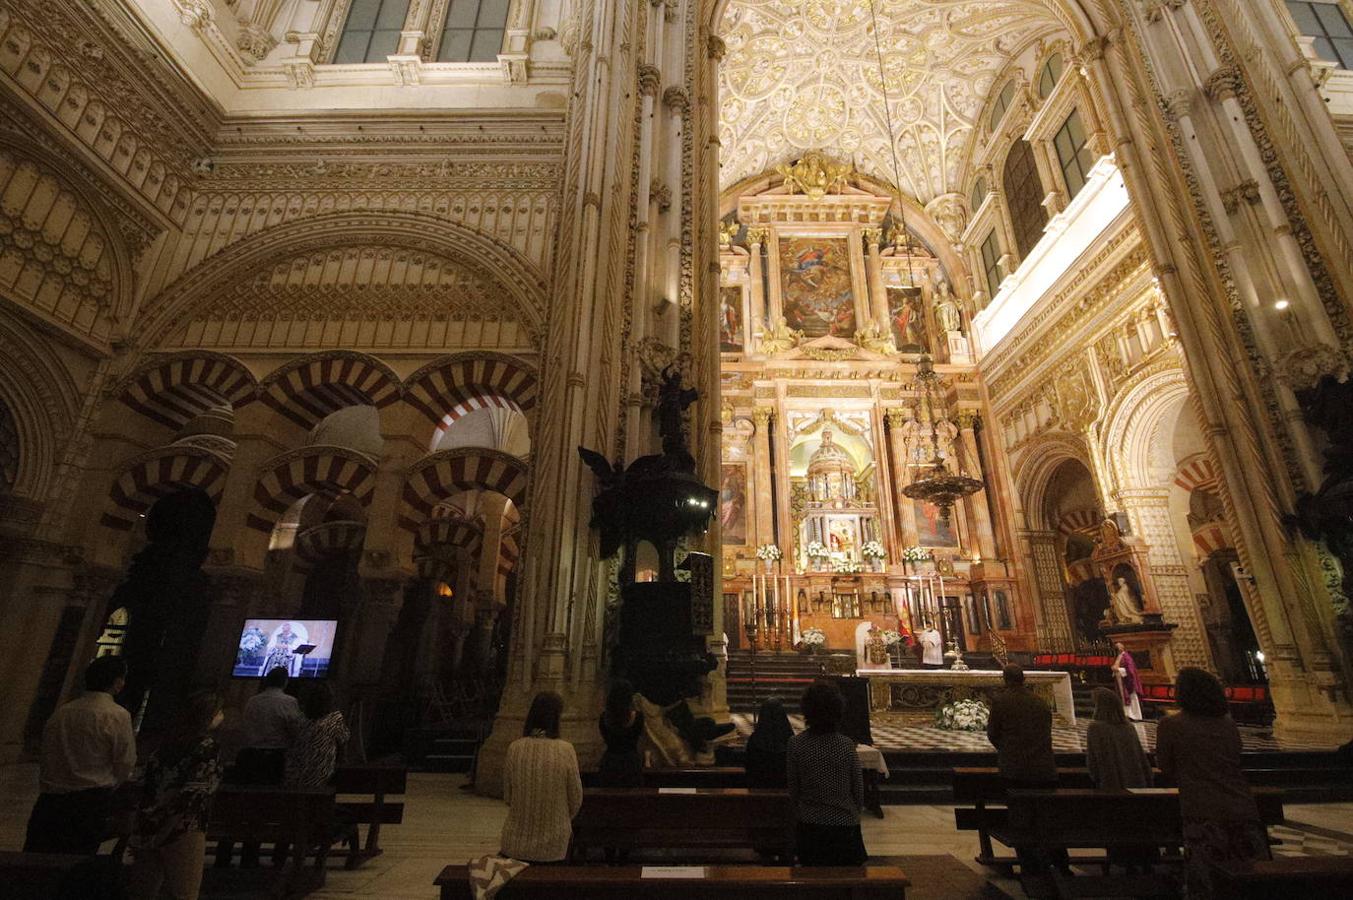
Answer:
[
  {"xmin": 24, "ymin": 655, "xmax": 137, "ymax": 854},
  {"xmin": 220, "ymin": 666, "xmax": 302, "ymax": 867}
]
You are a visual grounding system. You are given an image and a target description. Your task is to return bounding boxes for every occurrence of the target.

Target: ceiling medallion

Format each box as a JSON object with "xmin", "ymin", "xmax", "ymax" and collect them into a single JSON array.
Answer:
[{"xmin": 900, "ymin": 355, "xmax": 984, "ymax": 522}]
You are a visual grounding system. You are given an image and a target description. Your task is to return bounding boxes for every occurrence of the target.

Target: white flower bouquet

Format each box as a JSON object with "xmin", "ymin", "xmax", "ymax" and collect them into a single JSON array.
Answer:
[
  {"xmin": 806, "ymin": 540, "xmax": 830, "ymax": 560},
  {"xmin": 832, "ymin": 559, "xmax": 863, "ymax": 574},
  {"xmin": 755, "ymin": 544, "xmax": 783, "ymax": 562},
  {"xmin": 880, "ymin": 629, "xmax": 902, "ymax": 646},
  {"xmin": 239, "ymin": 626, "xmax": 267, "ymax": 654},
  {"xmin": 861, "ymin": 540, "xmax": 887, "ymax": 560},
  {"xmin": 934, "ymin": 698, "xmax": 990, "ymax": 732},
  {"xmin": 800, "ymin": 627, "xmax": 827, "ymax": 647},
  {"xmin": 900, "ymin": 545, "xmax": 933, "ymax": 562}
]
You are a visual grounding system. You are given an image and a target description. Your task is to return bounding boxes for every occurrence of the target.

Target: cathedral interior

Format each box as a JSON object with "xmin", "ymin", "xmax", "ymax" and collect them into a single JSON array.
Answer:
[{"xmin": 3, "ymin": 0, "xmax": 1353, "ymax": 814}]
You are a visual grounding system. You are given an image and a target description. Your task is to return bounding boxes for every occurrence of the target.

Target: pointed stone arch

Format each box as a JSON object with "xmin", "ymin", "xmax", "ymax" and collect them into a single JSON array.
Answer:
[
  {"xmin": 246, "ymin": 446, "xmax": 378, "ymax": 533},
  {"xmin": 100, "ymin": 447, "xmax": 229, "ymax": 531},
  {"xmin": 399, "ymin": 448, "xmax": 529, "ymax": 531},
  {"xmin": 1099, "ymin": 367, "xmax": 1190, "ymax": 494},
  {"xmin": 258, "ymin": 352, "xmax": 401, "ymax": 431},
  {"xmin": 137, "ymin": 211, "xmax": 548, "ymax": 351},
  {"xmin": 114, "ymin": 351, "xmax": 257, "ymax": 430}
]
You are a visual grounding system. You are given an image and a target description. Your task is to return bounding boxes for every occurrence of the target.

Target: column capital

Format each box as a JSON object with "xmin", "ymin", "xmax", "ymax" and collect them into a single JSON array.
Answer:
[
  {"xmin": 885, "ymin": 407, "xmax": 913, "ymax": 429},
  {"xmin": 746, "ymin": 225, "xmax": 770, "ymax": 246},
  {"xmin": 752, "ymin": 406, "xmax": 774, "ymax": 427}
]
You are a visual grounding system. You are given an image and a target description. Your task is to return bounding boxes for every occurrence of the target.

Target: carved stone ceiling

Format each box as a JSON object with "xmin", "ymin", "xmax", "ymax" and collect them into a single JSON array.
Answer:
[{"xmin": 718, "ymin": 0, "xmax": 1063, "ymax": 201}]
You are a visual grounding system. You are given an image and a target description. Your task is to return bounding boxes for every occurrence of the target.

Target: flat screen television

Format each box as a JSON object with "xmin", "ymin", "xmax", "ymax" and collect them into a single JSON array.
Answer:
[{"xmin": 233, "ymin": 618, "xmax": 337, "ymax": 679}]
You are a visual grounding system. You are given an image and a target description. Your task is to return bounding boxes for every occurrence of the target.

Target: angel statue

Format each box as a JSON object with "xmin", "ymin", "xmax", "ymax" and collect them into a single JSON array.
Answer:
[
  {"xmin": 759, "ymin": 315, "xmax": 802, "ymax": 354},
  {"xmin": 855, "ymin": 319, "xmax": 896, "ymax": 355}
]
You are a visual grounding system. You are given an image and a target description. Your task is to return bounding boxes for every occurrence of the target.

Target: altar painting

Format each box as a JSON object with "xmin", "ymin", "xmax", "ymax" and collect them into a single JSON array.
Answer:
[
  {"xmin": 914, "ymin": 499, "xmax": 958, "ymax": 547},
  {"xmin": 887, "ymin": 287, "xmax": 928, "ymax": 353},
  {"xmin": 720, "ymin": 464, "xmax": 748, "ymax": 545},
  {"xmin": 826, "ymin": 517, "xmax": 859, "ymax": 560},
  {"xmin": 720, "ymin": 286, "xmax": 744, "ymax": 352},
  {"xmin": 779, "ymin": 237, "xmax": 856, "ymax": 338}
]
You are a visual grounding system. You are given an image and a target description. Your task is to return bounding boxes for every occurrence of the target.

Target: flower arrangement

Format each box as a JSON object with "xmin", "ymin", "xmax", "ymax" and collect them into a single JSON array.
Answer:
[
  {"xmin": 861, "ymin": 540, "xmax": 887, "ymax": 560},
  {"xmin": 755, "ymin": 544, "xmax": 783, "ymax": 562},
  {"xmin": 900, "ymin": 545, "xmax": 933, "ymax": 562},
  {"xmin": 832, "ymin": 559, "xmax": 863, "ymax": 574},
  {"xmin": 934, "ymin": 698, "xmax": 990, "ymax": 732},
  {"xmin": 800, "ymin": 627, "xmax": 827, "ymax": 647},
  {"xmin": 880, "ymin": 629, "xmax": 902, "ymax": 646},
  {"xmin": 806, "ymin": 541, "xmax": 829, "ymax": 561},
  {"xmin": 239, "ymin": 626, "xmax": 267, "ymax": 654}
]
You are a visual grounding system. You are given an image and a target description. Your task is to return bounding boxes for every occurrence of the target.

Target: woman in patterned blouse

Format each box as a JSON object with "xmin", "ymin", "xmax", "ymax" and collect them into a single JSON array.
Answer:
[
  {"xmin": 787, "ymin": 681, "xmax": 867, "ymax": 866},
  {"xmin": 129, "ymin": 691, "xmax": 224, "ymax": 900},
  {"xmin": 284, "ymin": 683, "xmax": 350, "ymax": 788}
]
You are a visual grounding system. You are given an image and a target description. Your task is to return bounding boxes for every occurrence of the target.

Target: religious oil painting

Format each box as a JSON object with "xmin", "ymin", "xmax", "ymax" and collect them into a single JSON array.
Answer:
[
  {"xmin": 720, "ymin": 285, "xmax": 744, "ymax": 352},
  {"xmin": 779, "ymin": 236, "xmax": 856, "ymax": 338},
  {"xmin": 887, "ymin": 286, "xmax": 928, "ymax": 354},
  {"xmin": 914, "ymin": 499, "xmax": 958, "ymax": 547},
  {"xmin": 720, "ymin": 464, "xmax": 748, "ymax": 545}
]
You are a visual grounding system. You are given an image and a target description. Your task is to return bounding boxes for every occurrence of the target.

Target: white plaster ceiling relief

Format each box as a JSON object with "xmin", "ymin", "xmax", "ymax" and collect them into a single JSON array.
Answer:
[{"xmin": 718, "ymin": 0, "xmax": 1060, "ymax": 202}]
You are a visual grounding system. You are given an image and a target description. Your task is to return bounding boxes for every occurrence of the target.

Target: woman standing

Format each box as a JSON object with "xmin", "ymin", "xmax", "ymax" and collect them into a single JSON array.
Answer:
[
  {"xmin": 596, "ymin": 680, "xmax": 644, "ymax": 788},
  {"xmin": 1113, "ymin": 642, "xmax": 1144, "ymax": 721},
  {"xmin": 129, "ymin": 692, "xmax": 224, "ymax": 900},
  {"xmin": 1086, "ymin": 687, "xmax": 1153, "ymax": 790},
  {"xmin": 787, "ymin": 682, "xmax": 867, "ymax": 866},
  {"xmin": 1156, "ymin": 667, "xmax": 1267, "ymax": 898},
  {"xmin": 745, "ymin": 697, "xmax": 793, "ymax": 789},
  {"xmin": 500, "ymin": 692, "xmax": 583, "ymax": 863}
]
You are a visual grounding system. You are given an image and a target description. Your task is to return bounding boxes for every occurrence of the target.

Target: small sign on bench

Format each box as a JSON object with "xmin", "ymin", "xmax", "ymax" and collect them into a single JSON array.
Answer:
[{"xmin": 642, "ymin": 866, "xmax": 708, "ymax": 879}]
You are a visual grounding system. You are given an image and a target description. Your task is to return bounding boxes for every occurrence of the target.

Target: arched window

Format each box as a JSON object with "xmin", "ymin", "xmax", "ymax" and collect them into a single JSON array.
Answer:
[
  {"xmin": 969, "ymin": 176, "xmax": 988, "ymax": 215},
  {"xmin": 988, "ymin": 81, "xmax": 1017, "ymax": 133},
  {"xmin": 1038, "ymin": 53, "xmax": 1065, "ymax": 99},
  {"xmin": 980, "ymin": 230, "xmax": 1003, "ymax": 298},
  {"xmin": 1053, "ymin": 109, "xmax": 1096, "ymax": 201},
  {"xmin": 1002, "ymin": 140, "xmax": 1047, "ymax": 260},
  {"xmin": 437, "ymin": 0, "xmax": 510, "ymax": 62},
  {"xmin": 1286, "ymin": 1, "xmax": 1353, "ymax": 69},
  {"xmin": 335, "ymin": 0, "xmax": 412, "ymax": 63}
]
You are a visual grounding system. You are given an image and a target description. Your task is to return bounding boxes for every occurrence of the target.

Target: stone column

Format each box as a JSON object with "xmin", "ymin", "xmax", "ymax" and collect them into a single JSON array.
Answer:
[
  {"xmin": 771, "ymin": 398, "xmax": 794, "ymax": 550},
  {"xmin": 958, "ymin": 412, "xmax": 998, "ymax": 561},
  {"xmin": 863, "ymin": 227, "xmax": 890, "ymax": 335},
  {"xmin": 746, "ymin": 227, "xmax": 769, "ymax": 343},
  {"xmin": 751, "ymin": 407, "xmax": 775, "ymax": 547},
  {"xmin": 886, "ymin": 409, "xmax": 919, "ymax": 548}
]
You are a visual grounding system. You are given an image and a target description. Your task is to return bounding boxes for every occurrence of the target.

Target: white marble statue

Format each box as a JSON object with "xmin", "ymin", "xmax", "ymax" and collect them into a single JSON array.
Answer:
[{"xmin": 1110, "ymin": 576, "xmax": 1144, "ymax": 625}]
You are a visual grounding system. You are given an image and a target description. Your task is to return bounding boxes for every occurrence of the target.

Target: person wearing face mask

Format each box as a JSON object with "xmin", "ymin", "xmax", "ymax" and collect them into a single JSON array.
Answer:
[{"xmin": 129, "ymin": 691, "xmax": 225, "ymax": 900}]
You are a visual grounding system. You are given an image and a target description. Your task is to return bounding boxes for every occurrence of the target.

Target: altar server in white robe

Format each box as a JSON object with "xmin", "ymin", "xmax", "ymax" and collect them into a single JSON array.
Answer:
[{"xmin": 920, "ymin": 624, "xmax": 944, "ymax": 668}]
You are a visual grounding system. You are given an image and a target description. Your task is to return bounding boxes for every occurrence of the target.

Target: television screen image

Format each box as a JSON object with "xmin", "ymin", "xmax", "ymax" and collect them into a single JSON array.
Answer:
[{"xmin": 234, "ymin": 619, "xmax": 337, "ymax": 679}]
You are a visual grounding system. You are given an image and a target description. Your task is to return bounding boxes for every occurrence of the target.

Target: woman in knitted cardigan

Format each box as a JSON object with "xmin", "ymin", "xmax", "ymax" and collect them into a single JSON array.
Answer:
[{"xmin": 499, "ymin": 692, "xmax": 583, "ymax": 863}]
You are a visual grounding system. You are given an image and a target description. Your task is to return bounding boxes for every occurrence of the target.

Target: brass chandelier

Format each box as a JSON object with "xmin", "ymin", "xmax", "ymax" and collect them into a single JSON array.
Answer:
[{"xmin": 865, "ymin": 0, "xmax": 985, "ymax": 522}]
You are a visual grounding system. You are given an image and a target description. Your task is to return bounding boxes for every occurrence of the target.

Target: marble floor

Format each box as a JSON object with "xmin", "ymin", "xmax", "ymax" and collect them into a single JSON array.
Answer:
[
  {"xmin": 3, "ymin": 764, "xmax": 1352, "ymax": 899},
  {"xmin": 729, "ymin": 713, "xmax": 1346, "ymax": 753}
]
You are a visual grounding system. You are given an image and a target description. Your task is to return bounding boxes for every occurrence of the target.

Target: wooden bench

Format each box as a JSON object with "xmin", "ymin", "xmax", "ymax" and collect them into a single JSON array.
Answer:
[
  {"xmin": 434, "ymin": 864, "xmax": 910, "ymax": 899},
  {"xmin": 1208, "ymin": 856, "xmax": 1353, "ymax": 897},
  {"xmin": 332, "ymin": 765, "xmax": 407, "ymax": 867},
  {"xmin": 570, "ymin": 788, "xmax": 794, "ymax": 862},
  {"xmin": 0, "ymin": 851, "xmax": 124, "ymax": 900},
  {"xmin": 952, "ymin": 767, "xmax": 1105, "ymax": 870},
  {"xmin": 992, "ymin": 788, "xmax": 1285, "ymax": 892},
  {"xmin": 581, "ymin": 766, "xmax": 746, "ymax": 788},
  {"xmin": 207, "ymin": 785, "xmax": 336, "ymax": 892}
]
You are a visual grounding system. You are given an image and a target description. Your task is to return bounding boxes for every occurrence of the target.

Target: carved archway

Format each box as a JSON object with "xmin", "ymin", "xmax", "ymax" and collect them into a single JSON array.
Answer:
[
  {"xmin": 100, "ymin": 447, "xmax": 229, "ymax": 531},
  {"xmin": 113, "ymin": 351, "xmax": 258, "ymax": 430},
  {"xmin": 258, "ymin": 351, "xmax": 402, "ymax": 431},
  {"xmin": 404, "ymin": 352, "xmax": 539, "ymax": 448},
  {"xmin": 246, "ymin": 447, "xmax": 378, "ymax": 533},
  {"xmin": 399, "ymin": 448, "xmax": 530, "ymax": 531}
]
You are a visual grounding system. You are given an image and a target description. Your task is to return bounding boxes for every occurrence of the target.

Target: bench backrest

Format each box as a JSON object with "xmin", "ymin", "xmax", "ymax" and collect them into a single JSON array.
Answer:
[
  {"xmin": 951, "ymin": 767, "xmax": 1100, "ymax": 803},
  {"xmin": 1005, "ymin": 788, "xmax": 1285, "ymax": 842},
  {"xmin": 435, "ymin": 865, "xmax": 909, "ymax": 900},
  {"xmin": 1209, "ymin": 857, "xmax": 1353, "ymax": 898},
  {"xmin": 332, "ymin": 766, "xmax": 407, "ymax": 795},
  {"xmin": 575, "ymin": 788, "xmax": 792, "ymax": 829},
  {"xmin": 208, "ymin": 786, "xmax": 335, "ymax": 843}
]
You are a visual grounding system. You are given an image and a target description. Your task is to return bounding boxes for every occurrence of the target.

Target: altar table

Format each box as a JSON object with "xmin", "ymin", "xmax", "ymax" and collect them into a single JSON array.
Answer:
[{"xmin": 858, "ymin": 669, "xmax": 1077, "ymax": 725}]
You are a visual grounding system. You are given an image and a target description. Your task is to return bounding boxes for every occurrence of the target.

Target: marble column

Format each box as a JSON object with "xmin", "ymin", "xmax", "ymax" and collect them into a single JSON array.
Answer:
[
  {"xmin": 751, "ymin": 407, "xmax": 775, "ymax": 547},
  {"xmin": 886, "ymin": 409, "xmax": 920, "ymax": 548},
  {"xmin": 863, "ymin": 227, "xmax": 891, "ymax": 335},
  {"xmin": 746, "ymin": 227, "xmax": 770, "ymax": 341},
  {"xmin": 958, "ymin": 412, "xmax": 998, "ymax": 561}
]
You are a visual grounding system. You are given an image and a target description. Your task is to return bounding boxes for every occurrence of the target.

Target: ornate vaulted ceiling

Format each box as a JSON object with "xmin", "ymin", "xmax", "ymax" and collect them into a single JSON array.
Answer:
[{"xmin": 718, "ymin": 0, "xmax": 1064, "ymax": 202}]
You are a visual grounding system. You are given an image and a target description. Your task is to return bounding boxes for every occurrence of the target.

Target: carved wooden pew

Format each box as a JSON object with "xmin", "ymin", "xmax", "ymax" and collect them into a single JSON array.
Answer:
[
  {"xmin": 569, "ymin": 788, "xmax": 794, "ymax": 862},
  {"xmin": 435, "ymin": 864, "xmax": 910, "ymax": 899}
]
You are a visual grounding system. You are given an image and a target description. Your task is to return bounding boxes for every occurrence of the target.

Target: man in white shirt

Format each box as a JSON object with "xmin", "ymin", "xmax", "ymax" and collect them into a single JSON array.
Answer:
[
  {"xmin": 221, "ymin": 666, "xmax": 302, "ymax": 867},
  {"xmin": 24, "ymin": 655, "xmax": 137, "ymax": 854}
]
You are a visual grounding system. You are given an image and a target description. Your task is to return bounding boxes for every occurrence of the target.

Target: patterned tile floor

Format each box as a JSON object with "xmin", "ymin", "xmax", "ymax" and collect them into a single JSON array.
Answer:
[{"xmin": 730, "ymin": 713, "xmax": 1343, "ymax": 754}]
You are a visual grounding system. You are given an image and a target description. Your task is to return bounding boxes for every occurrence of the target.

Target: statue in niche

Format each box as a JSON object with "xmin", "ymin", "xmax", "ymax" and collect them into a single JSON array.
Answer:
[
  {"xmin": 760, "ymin": 315, "xmax": 802, "ymax": 354},
  {"xmin": 1109, "ymin": 575, "xmax": 1145, "ymax": 625},
  {"xmin": 935, "ymin": 281, "xmax": 964, "ymax": 334}
]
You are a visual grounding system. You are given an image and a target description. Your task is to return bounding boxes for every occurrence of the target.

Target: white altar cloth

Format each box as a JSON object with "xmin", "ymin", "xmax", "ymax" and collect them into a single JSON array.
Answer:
[{"xmin": 857, "ymin": 668, "xmax": 1077, "ymax": 726}]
